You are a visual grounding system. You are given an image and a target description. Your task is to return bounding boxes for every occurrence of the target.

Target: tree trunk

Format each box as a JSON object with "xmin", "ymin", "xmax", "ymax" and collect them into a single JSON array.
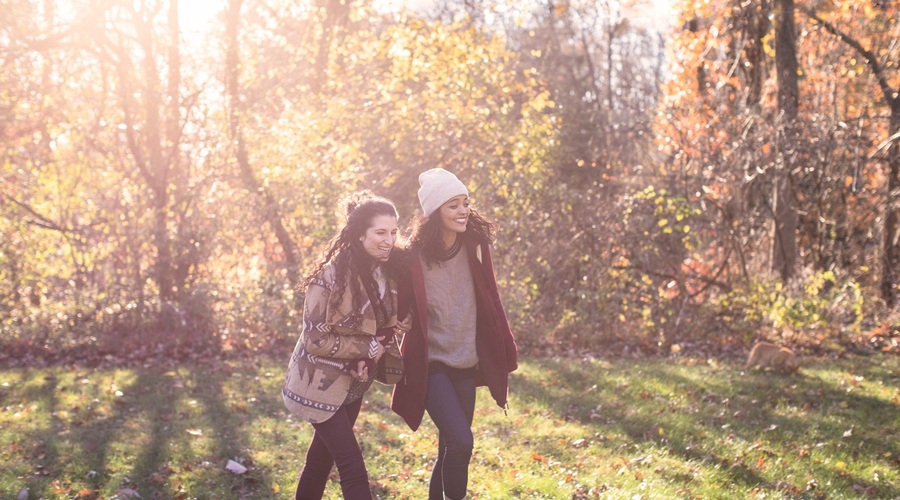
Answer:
[
  {"xmin": 225, "ymin": 0, "xmax": 302, "ymax": 290},
  {"xmin": 686, "ymin": 18, "xmax": 707, "ymax": 94},
  {"xmin": 772, "ymin": 0, "xmax": 798, "ymax": 282},
  {"xmin": 882, "ymin": 106, "xmax": 900, "ymax": 308},
  {"xmin": 311, "ymin": 0, "xmax": 352, "ymax": 93},
  {"xmin": 137, "ymin": 4, "xmax": 175, "ymax": 302},
  {"xmin": 743, "ymin": 0, "xmax": 769, "ymax": 106}
]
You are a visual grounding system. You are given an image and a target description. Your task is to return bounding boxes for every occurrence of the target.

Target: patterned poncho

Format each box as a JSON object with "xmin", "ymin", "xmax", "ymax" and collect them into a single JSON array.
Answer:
[{"xmin": 282, "ymin": 262, "xmax": 403, "ymax": 423}]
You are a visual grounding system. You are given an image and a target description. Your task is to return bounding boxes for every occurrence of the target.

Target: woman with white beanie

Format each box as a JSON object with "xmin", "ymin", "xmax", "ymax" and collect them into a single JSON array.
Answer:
[{"xmin": 391, "ymin": 168, "xmax": 518, "ymax": 500}]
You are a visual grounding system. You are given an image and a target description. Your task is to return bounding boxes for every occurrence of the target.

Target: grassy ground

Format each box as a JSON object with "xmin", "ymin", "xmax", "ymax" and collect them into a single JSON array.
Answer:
[{"xmin": 1, "ymin": 352, "xmax": 897, "ymax": 499}]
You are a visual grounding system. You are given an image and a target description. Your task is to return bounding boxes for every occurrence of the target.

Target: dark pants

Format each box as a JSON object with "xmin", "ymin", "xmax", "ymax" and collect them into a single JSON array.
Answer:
[
  {"xmin": 294, "ymin": 398, "xmax": 371, "ymax": 500},
  {"xmin": 424, "ymin": 363, "xmax": 477, "ymax": 500}
]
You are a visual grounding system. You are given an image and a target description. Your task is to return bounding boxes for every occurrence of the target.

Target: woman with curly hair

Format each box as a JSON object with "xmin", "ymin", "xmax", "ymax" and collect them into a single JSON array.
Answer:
[
  {"xmin": 391, "ymin": 169, "xmax": 518, "ymax": 500},
  {"xmin": 283, "ymin": 190, "xmax": 410, "ymax": 499}
]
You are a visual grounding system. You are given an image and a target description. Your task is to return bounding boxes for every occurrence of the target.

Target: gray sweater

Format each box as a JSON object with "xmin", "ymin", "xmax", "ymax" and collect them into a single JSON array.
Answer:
[{"xmin": 421, "ymin": 245, "xmax": 478, "ymax": 369}]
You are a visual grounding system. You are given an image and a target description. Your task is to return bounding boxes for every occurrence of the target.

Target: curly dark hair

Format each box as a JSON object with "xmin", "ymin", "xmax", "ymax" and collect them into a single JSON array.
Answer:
[
  {"xmin": 303, "ymin": 190, "xmax": 405, "ymax": 320},
  {"xmin": 409, "ymin": 202, "xmax": 495, "ymax": 267}
]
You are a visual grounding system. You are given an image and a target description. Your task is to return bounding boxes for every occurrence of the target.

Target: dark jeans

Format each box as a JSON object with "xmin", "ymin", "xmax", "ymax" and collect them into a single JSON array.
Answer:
[
  {"xmin": 294, "ymin": 398, "xmax": 371, "ymax": 500},
  {"xmin": 424, "ymin": 362, "xmax": 477, "ymax": 500}
]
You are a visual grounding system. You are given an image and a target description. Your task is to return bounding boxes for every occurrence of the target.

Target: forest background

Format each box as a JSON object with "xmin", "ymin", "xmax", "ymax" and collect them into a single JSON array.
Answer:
[{"xmin": 2, "ymin": 0, "xmax": 899, "ymax": 365}]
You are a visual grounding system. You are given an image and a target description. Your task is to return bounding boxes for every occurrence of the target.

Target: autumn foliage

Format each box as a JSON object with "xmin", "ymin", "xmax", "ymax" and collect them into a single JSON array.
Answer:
[{"xmin": 1, "ymin": 0, "xmax": 898, "ymax": 364}]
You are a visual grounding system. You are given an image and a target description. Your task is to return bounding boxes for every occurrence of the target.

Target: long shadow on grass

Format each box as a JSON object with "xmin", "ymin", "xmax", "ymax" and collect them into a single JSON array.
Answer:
[
  {"xmin": 14, "ymin": 371, "xmax": 64, "ymax": 498},
  {"xmin": 55, "ymin": 368, "xmax": 183, "ymax": 497},
  {"xmin": 120, "ymin": 369, "xmax": 185, "ymax": 496},
  {"xmin": 676, "ymin": 363, "xmax": 895, "ymax": 497},
  {"xmin": 511, "ymin": 357, "xmax": 766, "ymax": 490},
  {"xmin": 10, "ymin": 365, "xmax": 273, "ymax": 498},
  {"xmin": 11, "ymin": 371, "xmax": 156, "ymax": 497},
  {"xmin": 511, "ymin": 355, "xmax": 899, "ymax": 497},
  {"xmin": 186, "ymin": 362, "xmax": 277, "ymax": 497}
]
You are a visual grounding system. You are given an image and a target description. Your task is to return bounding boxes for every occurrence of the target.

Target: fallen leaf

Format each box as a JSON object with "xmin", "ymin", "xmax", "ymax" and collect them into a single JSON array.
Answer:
[
  {"xmin": 118, "ymin": 488, "xmax": 141, "ymax": 498},
  {"xmin": 225, "ymin": 460, "xmax": 247, "ymax": 474}
]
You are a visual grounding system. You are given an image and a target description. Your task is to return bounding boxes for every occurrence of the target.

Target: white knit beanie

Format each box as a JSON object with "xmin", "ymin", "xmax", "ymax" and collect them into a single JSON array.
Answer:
[{"xmin": 417, "ymin": 168, "xmax": 469, "ymax": 217}]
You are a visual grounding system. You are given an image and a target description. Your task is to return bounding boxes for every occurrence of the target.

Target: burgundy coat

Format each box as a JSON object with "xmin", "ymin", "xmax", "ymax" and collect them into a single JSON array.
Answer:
[{"xmin": 390, "ymin": 240, "xmax": 518, "ymax": 430}]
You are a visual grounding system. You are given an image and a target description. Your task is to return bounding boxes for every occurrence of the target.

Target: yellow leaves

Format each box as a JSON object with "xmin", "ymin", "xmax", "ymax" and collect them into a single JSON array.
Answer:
[{"xmin": 762, "ymin": 32, "xmax": 776, "ymax": 58}]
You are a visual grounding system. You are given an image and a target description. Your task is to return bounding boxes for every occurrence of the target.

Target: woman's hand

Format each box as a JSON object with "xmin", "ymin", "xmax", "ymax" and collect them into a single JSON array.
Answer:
[
  {"xmin": 350, "ymin": 359, "xmax": 370, "ymax": 382},
  {"xmin": 394, "ymin": 313, "xmax": 413, "ymax": 336}
]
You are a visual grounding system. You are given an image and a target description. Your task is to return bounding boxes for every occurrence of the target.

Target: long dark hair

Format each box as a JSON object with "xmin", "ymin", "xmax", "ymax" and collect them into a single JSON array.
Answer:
[
  {"xmin": 409, "ymin": 202, "xmax": 495, "ymax": 267},
  {"xmin": 304, "ymin": 191, "xmax": 402, "ymax": 319}
]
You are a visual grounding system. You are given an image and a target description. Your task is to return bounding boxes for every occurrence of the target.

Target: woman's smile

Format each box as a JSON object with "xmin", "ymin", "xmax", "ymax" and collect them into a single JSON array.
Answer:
[
  {"xmin": 439, "ymin": 195, "xmax": 470, "ymax": 235},
  {"xmin": 360, "ymin": 214, "xmax": 399, "ymax": 262}
]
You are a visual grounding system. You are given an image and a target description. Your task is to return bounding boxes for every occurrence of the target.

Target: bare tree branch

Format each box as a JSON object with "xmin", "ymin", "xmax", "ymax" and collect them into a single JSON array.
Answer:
[
  {"xmin": 2, "ymin": 194, "xmax": 69, "ymax": 233},
  {"xmin": 799, "ymin": 6, "xmax": 899, "ymax": 108}
]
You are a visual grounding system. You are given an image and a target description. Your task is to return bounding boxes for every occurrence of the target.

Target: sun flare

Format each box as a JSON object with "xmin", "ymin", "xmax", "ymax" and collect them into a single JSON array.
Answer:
[{"xmin": 177, "ymin": 0, "xmax": 223, "ymax": 37}]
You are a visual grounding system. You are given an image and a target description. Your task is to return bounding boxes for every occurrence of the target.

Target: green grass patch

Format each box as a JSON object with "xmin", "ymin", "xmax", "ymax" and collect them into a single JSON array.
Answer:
[{"xmin": 1, "ymin": 354, "xmax": 897, "ymax": 498}]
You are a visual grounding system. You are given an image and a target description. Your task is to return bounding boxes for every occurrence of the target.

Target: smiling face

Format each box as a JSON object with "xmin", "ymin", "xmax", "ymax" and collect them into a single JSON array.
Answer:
[
  {"xmin": 437, "ymin": 194, "xmax": 469, "ymax": 240},
  {"xmin": 360, "ymin": 214, "xmax": 399, "ymax": 262}
]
